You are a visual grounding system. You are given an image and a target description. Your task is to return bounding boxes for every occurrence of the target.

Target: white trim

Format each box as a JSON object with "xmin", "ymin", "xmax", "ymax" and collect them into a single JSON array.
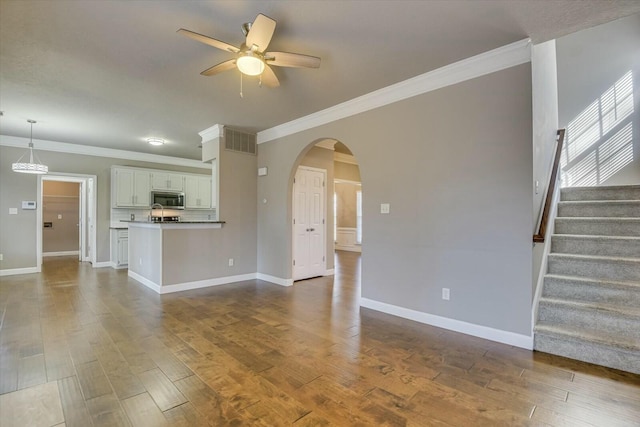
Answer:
[
  {"xmin": 334, "ymin": 179, "xmax": 361, "ymax": 186},
  {"xmin": 43, "ymin": 251, "xmax": 79, "ymax": 257},
  {"xmin": 109, "ymin": 262, "xmax": 128, "ymax": 270},
  {"xmin": 334, "ymin": 152, "xmax": 358, "ymax": 165},
  {"xmin": 256, "ymin": 273, "xmax": 294, "ymax": 287},
  {"xmin": 360, "ymin": 297, "xmax": 533, "ymax": 350},
  {"xmin": 315, "ymin": 139, "xmax": 337, "ymax": 150},
  {"xmin": 323, "ymin": 269, "xmax": 335, "ymax": 276},
  {"xmin": 128, "ymin": 270, "xmax": 162, "ymax": 293},
  {"xmin": 0, "ymin": 267, "xmax": 40, "ymax": 277},
  {"xmin": 0, "ymin": 135, "xmax": 206, "ymax": 169},
  {"xmin": 127, "ymin": 222, "xmax": 223, "ymax": 230},
  {"xmin": 531, "ymin": 176, "xmax": 563, "ymax": 334},
  {"xmin": 92, "ymin": 261, "xmax": 112, "ymax": 268},
  {"xmin": 199, "ymin": 124, "xmax": 224, "ymax": 144},
  {"xmin": 257, "ymin": 39, "xmax": 531, "ymax": 144},
  {"xmin": 128, "ymin": 271, "xmax": 258, "ymax": 294}
]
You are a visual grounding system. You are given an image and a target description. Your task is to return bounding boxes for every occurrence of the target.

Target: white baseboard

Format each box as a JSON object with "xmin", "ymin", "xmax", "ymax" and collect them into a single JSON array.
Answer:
[
  {"xmin": 334, "ymin": 245, "xmax": 362, "ymax": 253},
  {"xmin": 43, "ymin": 251, "xmax": 79, "ymax": 257},
  {"xmin": 360, "ymin": 297, "xmax": 533, "ymax": 350},
  {"xmin": 128, "ymin": 270, "xmax": 161, "ymax": 293},
  {"xmin": 323, "ymin": 269, "xmax": 335, "ymax": 276},
  {"xmin": 0, "ymin": 266, "xmax": 40, "ymax": 277},
  {"xmin": 160, "ymin": 273, "xmax": 257, "ymax": 294},
  {"xmin": 256, "ymin": 273, "xmax": 293, "ymax": 287},
  {"xmin": 92, "ymin": 261, "xmax": 112, "ymax": 268},
  {"xmin": 109, "ymin": 262, "xmax": 128, "ymax": 270},
  {"xmin": 128, "ymin": 271, "xmax": 258, "ymax": 294}
]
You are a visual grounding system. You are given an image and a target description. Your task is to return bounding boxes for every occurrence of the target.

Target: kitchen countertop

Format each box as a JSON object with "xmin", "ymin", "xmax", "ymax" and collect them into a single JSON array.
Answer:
[{"xmin": 122, "ymin": 220, "xmax": 225, "ymax": 224}]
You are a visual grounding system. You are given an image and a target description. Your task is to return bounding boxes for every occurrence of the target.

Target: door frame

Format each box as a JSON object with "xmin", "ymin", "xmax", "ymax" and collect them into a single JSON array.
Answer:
[
  {"xmin": 292, "ymin": 165, "xmax": 327, "ymax": 281},
  {"xmin": 37, "ymin": 173, "xmax": 97, "ymax": 269}
]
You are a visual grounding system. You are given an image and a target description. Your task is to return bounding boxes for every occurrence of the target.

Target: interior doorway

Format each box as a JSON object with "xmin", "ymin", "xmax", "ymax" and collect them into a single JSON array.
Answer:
[
  {"xmin": 293, "ymin": 166, "xmax": 326, "ymax": 281},
  {"xmin": 38, "ymin": 174, "xmax": 97, "ymax": 269},
  {"xmin": 42, "ymin": 181, "xmax": 81, "ymax": 258}
]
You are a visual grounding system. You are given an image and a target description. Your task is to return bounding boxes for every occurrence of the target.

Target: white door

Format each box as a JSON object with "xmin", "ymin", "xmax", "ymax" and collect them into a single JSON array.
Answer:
[{"xmin": 293, "ymin": 167, "xmax": 326, "ymax": 281}]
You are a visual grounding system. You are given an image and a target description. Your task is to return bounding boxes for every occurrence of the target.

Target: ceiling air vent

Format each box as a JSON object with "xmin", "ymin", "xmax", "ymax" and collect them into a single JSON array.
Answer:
[{"xmin": 224, "ymin": 127, "xmax": 257, "ymax": 155}]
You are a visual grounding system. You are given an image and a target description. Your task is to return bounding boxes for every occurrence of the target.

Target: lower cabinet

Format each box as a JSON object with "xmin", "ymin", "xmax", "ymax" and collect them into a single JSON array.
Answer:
[{"xmin": 111, "ymin": 229, "xmax": 128, "ymax": 268}]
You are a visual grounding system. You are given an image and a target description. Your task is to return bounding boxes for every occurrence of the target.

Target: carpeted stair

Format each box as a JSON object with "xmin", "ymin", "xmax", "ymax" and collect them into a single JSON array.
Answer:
[{"xmin": 534, "ymin": 185, "xmax": 640, "ymax": 374}]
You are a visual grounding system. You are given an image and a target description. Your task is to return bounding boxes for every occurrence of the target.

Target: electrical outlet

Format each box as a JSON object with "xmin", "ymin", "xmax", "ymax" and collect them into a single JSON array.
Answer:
[
  {"xmin": 139, "ymin": 257, "xmax": 143, "ymax": 266},
  {"xmin": 442, "ymin": 288, "xmax": 450, "ymax": 300},
  {"xmin": 380, "ymin": 203, "xmax": 390, "ymax": 214},
  {"xmin": 0, "ymin": 254, "xmax": 3, "ymax": 261},
  {"xmin": 58, "ymin": 214, "xmax": 63, "ymax": 219},
  {"xmin": 228, "ymin": 258, "xmax": 234, "ymax": 267}
]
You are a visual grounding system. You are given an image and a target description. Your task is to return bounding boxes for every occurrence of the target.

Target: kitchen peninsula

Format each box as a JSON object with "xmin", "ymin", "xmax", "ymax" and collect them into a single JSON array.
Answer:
[{"xmin": 126, "ymin": 220, "xmax": 252, "ymax": 294}]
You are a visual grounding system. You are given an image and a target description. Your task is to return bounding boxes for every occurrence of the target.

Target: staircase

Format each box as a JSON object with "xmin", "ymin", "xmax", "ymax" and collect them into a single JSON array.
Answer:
[{"xmin": 534, "ymin": 185, "xmax": 640, "ymax": 374}]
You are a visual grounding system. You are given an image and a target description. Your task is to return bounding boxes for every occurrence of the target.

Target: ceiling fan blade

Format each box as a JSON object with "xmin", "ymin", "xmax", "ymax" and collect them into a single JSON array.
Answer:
[
  {"xmin": 265, "ymin": 51, "xmax": 321, "ymax": 68},
  {"xmin": 246, "ymin": 14, "xmax": 276, "ymax": 52},
  {"xmin": 177, "ymin": 28, "xmax": 240, "ymax": 53},
  {"xmin": 261, "ymin": 65, "xmax": 280, "ymax": 88},
  {"xmin": 201, "ymin": 59, "xmax": 237, "ymax": 76}
]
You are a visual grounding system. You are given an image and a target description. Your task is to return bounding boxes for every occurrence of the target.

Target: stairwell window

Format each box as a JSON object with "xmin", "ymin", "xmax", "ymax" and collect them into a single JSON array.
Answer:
[{"xmin": 561, "ymin": 70, "xmax": 634, "ymax": 187}]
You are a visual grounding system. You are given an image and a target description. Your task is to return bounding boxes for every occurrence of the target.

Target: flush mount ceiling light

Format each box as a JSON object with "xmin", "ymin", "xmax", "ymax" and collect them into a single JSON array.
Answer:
[
  {"xmin": 12, "ymin": 119, "xmax": 48, "ymax": 174},
  {"xmin": 147, "ymin": 138, "xmax": 165, "ymax": 146}
]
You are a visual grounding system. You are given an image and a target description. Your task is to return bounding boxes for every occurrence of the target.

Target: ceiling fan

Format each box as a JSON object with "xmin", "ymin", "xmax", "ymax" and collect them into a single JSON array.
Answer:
[{"xmin": 178, "ymin": 14, "xmax": 320, "ymax": 89}]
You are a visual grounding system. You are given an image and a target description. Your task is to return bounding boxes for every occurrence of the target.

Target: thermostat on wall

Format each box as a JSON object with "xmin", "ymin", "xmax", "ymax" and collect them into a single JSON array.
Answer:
[{"xmin": 22, "ymin": 201, "xmax": 36, "ymax": 210}]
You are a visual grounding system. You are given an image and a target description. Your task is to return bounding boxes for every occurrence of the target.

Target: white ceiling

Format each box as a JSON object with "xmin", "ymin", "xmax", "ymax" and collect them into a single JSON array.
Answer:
[{"xmin": 1, "ymin": 1, "xmax": 639, "ymax": 160}]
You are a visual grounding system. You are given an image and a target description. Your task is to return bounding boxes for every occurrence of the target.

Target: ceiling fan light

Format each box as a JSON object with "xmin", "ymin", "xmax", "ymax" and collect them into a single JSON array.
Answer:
[
  {"xmin": 147, "ymin": 138, "xmax": 165, "ymax": 146},
  {"xmin": 237, "ymin": 53, "xmax": 265, "ymax": 76}
]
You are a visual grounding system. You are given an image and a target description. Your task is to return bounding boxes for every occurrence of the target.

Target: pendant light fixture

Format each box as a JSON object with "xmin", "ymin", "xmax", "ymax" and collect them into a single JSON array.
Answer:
[{"xmin": 12, "ymin": 119, "xmax": 48, "ymax": 174}]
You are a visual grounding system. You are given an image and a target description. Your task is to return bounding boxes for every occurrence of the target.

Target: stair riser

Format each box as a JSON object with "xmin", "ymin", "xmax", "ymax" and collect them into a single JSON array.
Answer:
[
  {"xmin": 557, "ymin": 202, "xmax": 640, "ymax": 218},
  {"xmin": 548, "ymin": 257, "xmax": 640, "ymax": 282},
  {"xmin": 551, "ymin": 236, "xmax": 640, "ymax": 258},
  {"xmin": 542, "ymin": 278, "xmax": 640, "ymax": 307},
  {"xmin": 554, "ymin": 219, "xmax": 640, "ymax": 236},
  {"xmin": 534, "ymin": 333, "xmax": 640, "ymax": 375},
  {"xmin": 538, "ymin": 304, "xmax": 640, "ymax": 339},
  {"xmin": 560, "ymin": 187, "xmax": 640, "ymax": 201}
]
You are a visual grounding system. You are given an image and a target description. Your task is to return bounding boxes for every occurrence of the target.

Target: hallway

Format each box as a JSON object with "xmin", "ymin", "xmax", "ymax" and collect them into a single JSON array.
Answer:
[{"xmin": 0, "ymin": 252, "xmax": 639, "ymax": 426}]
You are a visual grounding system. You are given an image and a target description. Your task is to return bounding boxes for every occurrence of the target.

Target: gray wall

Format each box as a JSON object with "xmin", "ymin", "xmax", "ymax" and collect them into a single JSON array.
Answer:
[
  {"xmin": 43, "ymin": 181, "xmax": 80, "ymax": 253},
  {"xmin": 217, "ymin": 147, "xmax": 257, "ymax": 276},
  {"xmin": 0, "ymin": 145, "xmax": 211, "ymax": 270},
  {"xmin": 557, "ymin": 14, "xmax": 640, "ymax": 186},
  {"xmin": 257, "ymin": 63, "xmax": 534, "ymax": 335}
]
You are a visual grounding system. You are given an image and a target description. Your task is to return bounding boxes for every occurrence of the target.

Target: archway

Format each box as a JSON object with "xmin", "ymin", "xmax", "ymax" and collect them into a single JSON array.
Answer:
[{"xmin": 289, "ymin": 138, "xmax": 362, "ymax": 282}]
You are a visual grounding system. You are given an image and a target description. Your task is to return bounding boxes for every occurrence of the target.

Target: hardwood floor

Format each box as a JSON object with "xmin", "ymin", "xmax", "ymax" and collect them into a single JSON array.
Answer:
[{"xmin": 1, "ymin": 251, "xmax": 639, "ymax": 426}]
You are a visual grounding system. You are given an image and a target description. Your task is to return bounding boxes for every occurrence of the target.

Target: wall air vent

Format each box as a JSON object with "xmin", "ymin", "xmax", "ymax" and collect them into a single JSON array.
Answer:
[{"xmin": 224, "ymin": 127, "xmax": 257, "ymax": 155}]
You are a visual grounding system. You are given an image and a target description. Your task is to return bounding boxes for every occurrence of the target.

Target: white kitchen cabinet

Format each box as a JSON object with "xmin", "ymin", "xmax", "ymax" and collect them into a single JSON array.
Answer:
[
  {"xmin": 151, "ymin": 172, "xmax": 184, "ymax": 191},
  {"xmin": 113, "ymin": 168, "xmax": 150, "ymax": 207},
  {"xmin": 185, "ymin": 175, "xmax": 212, "ymax": 209},
  {"xmin": 111, "ymin": 229, "xmax": 128, "ymax": 268}
]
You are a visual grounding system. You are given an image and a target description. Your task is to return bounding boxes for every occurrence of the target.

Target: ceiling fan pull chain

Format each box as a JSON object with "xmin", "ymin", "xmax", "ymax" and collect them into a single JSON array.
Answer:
[
  {"xmin": 240, "ymin": 72, "xmax": 243, "ymax": 98},
  {"xmin": 259, "ymin": 74, "xmax": 263, "ymax": 88}
]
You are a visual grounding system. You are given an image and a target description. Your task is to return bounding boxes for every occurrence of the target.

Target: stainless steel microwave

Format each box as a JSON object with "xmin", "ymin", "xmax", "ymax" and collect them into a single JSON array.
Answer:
[{"xmin": 151, "ymin": 191, "xmax": 185, "ymax": 209}]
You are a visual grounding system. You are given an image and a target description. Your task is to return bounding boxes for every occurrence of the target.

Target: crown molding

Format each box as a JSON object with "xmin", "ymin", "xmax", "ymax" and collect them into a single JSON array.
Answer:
[
  {"xmin": 0, "ymin": 135, "xmax": 207, "ymax": 169},
  {"xmin": 257, "ymin": 38, "xmax": 531, "ymax": 144},
  {"xmin": 199, "ymin": 124, "xmax": 224, "ymax": 144},
  {"xmin": 334, "ymin": 152, "xmax": 358, "ymax": 165}
]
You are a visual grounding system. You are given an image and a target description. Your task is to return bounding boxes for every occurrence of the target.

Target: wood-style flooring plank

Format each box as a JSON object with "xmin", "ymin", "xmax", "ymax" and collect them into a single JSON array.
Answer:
[
  {"xmin": 2, "ymin": 253, "xmax": 640, "ymax": 427},
  {"xmin": 58, "ymin": 375, "xmax": 93, "ymax": 427}
]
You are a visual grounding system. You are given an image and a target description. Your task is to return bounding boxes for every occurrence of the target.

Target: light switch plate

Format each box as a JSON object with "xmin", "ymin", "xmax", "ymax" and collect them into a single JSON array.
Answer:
[
  {"xmin": 9, "ymin": 208, "xmax": 18, "ymax": 215},
  {"xmin": 380, "ymin": 203, "xmax": 390, "ymax": 214}
]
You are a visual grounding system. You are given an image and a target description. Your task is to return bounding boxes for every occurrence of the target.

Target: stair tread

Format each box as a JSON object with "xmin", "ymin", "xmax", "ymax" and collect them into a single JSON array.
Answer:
[
  {"xmin": 551, "ymin": 234, "xmax": 640, "ymax": 240},
  {"xmin": 558, "ymin": 199, "xmax": 640, "ymax": 204},
  {"xmin": 562, "ymin": 184, "xmax": 640, "ymax": 191},
  {"xmin": 548, "ymin": 253, "xmax": 640, "ymax": 263},
  {"xmin": 556, "ymin": 217, "xmax": 640, "ymax": 221},
  {"xmin": 535, "ymin": 324, "xmax": 640, "ymax": 352},
  {"xmin": 538, "ymin": 297, "xmax": 640, "ymax": 317},
  {"xmin": 544, "ymin": 274, "xmax": 640, "ymax": 288}
]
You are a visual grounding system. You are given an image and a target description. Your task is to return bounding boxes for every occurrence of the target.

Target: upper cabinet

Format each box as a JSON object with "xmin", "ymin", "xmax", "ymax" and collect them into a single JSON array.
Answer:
[
  {"xmin": 113, "ymin": 168, "xmax": 150, "ymax": 207},
  {"xmin": 151, "ymin": 172, "xmax": 184, "ymax": 191},
  {"xmin": 111, "ymin": 166, "xmax": 214, "ymax": 209},
  {"xmin": 185, "ymin": 176, "xmax": 212, "ymax": 209}
]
